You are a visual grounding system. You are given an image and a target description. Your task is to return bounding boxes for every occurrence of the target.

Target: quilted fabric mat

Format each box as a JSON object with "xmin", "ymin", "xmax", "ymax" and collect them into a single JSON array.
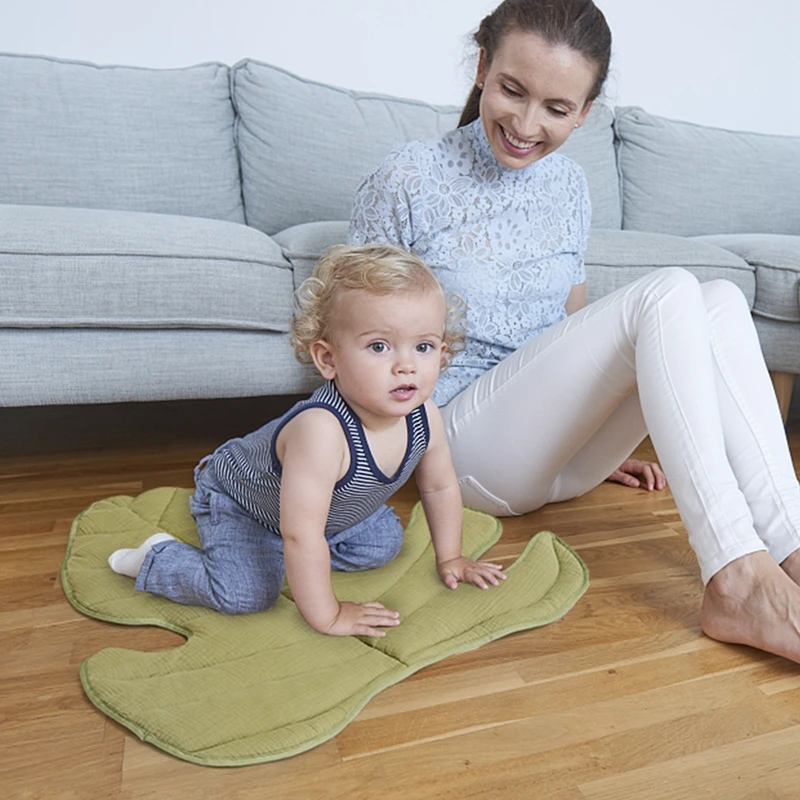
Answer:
[{"xmin": 61, "ymin": 487, "xmax": 588, "ymax": 766}]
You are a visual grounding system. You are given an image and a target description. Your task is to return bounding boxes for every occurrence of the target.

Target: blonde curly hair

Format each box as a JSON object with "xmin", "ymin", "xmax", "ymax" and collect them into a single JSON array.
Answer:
[{"xmin": 290, "ymin": 244, "xmax": 465, "ymax": 369}]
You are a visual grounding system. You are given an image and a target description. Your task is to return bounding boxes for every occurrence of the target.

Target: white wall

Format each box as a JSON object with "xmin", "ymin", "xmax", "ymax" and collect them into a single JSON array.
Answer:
[{"xmin": 3, "ymin": 0, "xmax": 799, "ymax": 135}]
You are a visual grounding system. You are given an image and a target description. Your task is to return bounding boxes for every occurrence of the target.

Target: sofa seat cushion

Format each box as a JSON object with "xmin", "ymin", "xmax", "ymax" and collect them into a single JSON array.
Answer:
[
  {"xmin": 585, "ymin": 230, "xmax": 755, "ymax": 304},
  {"xmin": 233, "ymin": 60, "xmax": 620, "ymax": 236},
  {"xmin": 274, "ymin": 224, "xmax": 756, "ymax": 313},
  {"xmin": 751, "ymin": 317, "xmax": 800, "ymax": 374},
  {"xmin": 1, "ymin": 328, "xmax": 321, "ymax": 406},
  {"xmin": 0, "ymin": 205, "xmax": 294, "ymax": 331},
  {"xmin": 692, "ymin": 234, "xmax": 800, "ymax": 322},
  {"xmin": 0, "ymin": 54, "xmax": 243, "ymax": 223},
  {"xmin": 274, "ymin": 221, "xmax": 350, "ymax": 288}
]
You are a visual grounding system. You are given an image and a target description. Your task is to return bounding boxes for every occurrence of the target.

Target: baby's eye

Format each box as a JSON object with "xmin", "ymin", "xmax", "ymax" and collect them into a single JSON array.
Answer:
[
  {"xmin": 369, "ymin": 342, "xmax": 387, "ymax": 353},
  {"xmin": 416, "ymin": 342, "xmax": 433, "ymax": 353}
]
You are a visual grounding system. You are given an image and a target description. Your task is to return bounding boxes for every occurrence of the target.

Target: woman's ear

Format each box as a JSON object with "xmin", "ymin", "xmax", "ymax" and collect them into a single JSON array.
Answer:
[
  {"xmin": 575, "ymin": 99, "xmax": 594, "ymax": 129},
  {"xmin": 476, "ymin": 47, "xmax": 488, "ymax": 88},
  {"xmin": 309, "ymin": 340, "xmax": 336, "ymax": 380}
]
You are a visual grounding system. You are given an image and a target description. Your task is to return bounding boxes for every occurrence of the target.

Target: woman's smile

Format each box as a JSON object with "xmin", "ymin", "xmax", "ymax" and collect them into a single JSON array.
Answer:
[{"xmin": 499, "ymin": 125, "xmax": 540, "ymax": 155}]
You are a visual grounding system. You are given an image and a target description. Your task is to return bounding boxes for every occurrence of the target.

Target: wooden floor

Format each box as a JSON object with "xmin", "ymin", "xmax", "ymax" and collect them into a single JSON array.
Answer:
[{"xmin": 2, "ymin": 406, "xmax": 800, "ymax": 800}]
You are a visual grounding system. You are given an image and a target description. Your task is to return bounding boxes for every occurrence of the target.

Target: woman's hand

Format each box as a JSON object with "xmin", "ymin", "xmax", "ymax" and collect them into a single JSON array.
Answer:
[
  {"xmin": 437, "ymin": 557, "xmax": 506, "ymax": 590},
  {"xmin": 324, "ymin": 601, "xmax": 400, "ymax": 637},
  {"xmin": 607, "ymin": 459, "xmax": 666, "ymax": 491}
]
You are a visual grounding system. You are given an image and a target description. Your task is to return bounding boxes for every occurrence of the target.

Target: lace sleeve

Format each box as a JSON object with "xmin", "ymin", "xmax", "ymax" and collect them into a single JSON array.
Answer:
[
  {"xmin": 573, "ymin": 167, "xmax": 591, "ymax": 285},
  {"xmin": 348, "ymin": 149, "xmax": 415, "ymax": 248}
]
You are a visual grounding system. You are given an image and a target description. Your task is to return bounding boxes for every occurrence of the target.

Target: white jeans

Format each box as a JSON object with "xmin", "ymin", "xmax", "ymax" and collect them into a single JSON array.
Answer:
[{"xmin": 441, "ymin": 268, "xmax": 800, "ymax": 584}]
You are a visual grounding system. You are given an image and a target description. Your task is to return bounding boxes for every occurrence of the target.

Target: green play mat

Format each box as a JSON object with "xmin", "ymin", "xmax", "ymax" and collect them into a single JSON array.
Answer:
[{"xmin": 61, "ymin": 488, "xmax": 588, "ymax": 766}]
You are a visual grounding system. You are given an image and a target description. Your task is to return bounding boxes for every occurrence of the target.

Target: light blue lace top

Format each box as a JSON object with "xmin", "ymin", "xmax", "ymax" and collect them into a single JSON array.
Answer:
[{"xmin": 348, "ymin": 118, "xmax": 591, "ymax": 406}]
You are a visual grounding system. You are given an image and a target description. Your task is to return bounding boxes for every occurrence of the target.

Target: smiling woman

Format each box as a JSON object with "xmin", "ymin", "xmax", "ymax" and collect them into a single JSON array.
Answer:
[
  {"xmin": 470, "ymin": 30, "xmax": 598, "ymax": 168},
  {"xmin": 349, "ymin": 0, "xmax": 800, "ymax": 666}
]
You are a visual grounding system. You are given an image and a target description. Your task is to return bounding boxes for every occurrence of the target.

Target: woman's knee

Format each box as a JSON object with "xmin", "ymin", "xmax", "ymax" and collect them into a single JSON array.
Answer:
[
  {"xmin": 650, "ymin": 266, "xmax": 701, "ymax": 295},
  {"xmin": 700, "ymin": 278, "xmax": 750, "ymax": 313}
]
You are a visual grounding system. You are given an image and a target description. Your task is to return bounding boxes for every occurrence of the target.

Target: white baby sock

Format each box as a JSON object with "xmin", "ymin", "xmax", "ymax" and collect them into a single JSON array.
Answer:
[{"xmin": 108, "ymin": 532, "xmax": 176, "ymax": 578}]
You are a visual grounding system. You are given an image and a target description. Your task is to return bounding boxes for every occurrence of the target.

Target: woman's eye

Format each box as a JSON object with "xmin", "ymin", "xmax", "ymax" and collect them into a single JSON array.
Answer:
[
  {"xmin": 369, "ymin": 342, "xmax": 387, "ymax": 353},
  {"xmin": 501, "ymin": 84, "xmax": 521, "ymax": 98},
  {"xmin": 549, "ymin": 107, "xmax": 569, "ymax": 117}
]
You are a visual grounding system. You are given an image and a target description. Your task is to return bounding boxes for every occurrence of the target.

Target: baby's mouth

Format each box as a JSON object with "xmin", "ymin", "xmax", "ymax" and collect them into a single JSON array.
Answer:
[{"xmin": 391, "ymin": 384, "xmax": 418, "ymax": 398}]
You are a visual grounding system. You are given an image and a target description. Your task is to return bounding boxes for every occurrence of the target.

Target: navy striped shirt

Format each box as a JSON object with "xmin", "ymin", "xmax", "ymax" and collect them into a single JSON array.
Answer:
[{"xmin": 209, "ymin": 381, "xmax": 430, "ymax": 535}]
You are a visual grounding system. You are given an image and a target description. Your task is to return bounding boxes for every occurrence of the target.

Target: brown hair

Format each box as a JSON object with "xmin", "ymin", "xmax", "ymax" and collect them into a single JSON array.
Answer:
[
  {"xmin": 459, "ymin": 0, "xmax": 612, "ymax": 127},
  {"xmin": 290, "ymin": 244, "xmax": 465, "ymax": 369}
]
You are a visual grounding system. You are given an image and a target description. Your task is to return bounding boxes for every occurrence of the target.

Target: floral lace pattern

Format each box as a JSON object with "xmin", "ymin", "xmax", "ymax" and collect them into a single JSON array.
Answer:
[{"xmin": 349, "ymin": 119, "xmax": 591, "ymax": 406}]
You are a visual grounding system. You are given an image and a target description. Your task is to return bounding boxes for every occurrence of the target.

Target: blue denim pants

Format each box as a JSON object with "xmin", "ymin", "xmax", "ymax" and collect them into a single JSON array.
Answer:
[{"xmin": 135, "ymin": 462, "xmax": 405, "ymax": 614}]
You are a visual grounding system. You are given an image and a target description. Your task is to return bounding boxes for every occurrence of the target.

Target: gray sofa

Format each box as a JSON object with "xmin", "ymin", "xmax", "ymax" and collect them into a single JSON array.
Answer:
[{"xmin": 2, "ymin": 53, "xmax": 798, "ymax": 415}]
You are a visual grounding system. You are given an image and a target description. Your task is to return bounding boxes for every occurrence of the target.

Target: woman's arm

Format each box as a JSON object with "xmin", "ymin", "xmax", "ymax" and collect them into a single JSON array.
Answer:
[
  {"xmin": 566, "ymin": 166, "xmax": 590, "ymax": 317},
  {"xmin": 348, "ymin": 151, "xmax": 416, "ymax": 248},
  {"xmin": 565, "ymin": 282, "xmax": 586, "ymax": 315},
  {"xmin": 279, "ymin": 410, "xmax": 400, "ymax": 636},
  {"xmin": 415, "ymin": 401, "xmax": 505, "ymax": 590}
]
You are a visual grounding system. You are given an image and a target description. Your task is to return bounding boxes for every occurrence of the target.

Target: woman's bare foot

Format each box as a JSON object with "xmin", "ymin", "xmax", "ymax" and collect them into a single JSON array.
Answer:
[
  {"xmin": 700, "ymin": 550, "xmax": 800, "ymax": 664},
  {"xmin": 780, "ymin": 548, "xmax": 800, "ymax": 585}
]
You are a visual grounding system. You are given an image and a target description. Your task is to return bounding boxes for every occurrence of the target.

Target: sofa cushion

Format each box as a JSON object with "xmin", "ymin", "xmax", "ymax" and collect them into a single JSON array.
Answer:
[
  {"xmin": 0, "ymin": 205, "xmax": 293, "ymax": 331},
  {"xmin": 274, "ymin": 224, "xmax": 756, "ymax": 311},
  {"xmin": 694, "ymin": 234, "xmax": 800, "ymax": 322},
  {"xmin": 274, "ymin": 221, "xmax": 350, "ymax": 288},
  {"xmin": 232, "ymin": 60, "xmax": 459, "ymax": 237},
  {"xmin": 584, "ymin": 230, "xmax": 755, "ymax": 304},
  {"xmin": 232, "ymin": 60, "xmax": 620, "ymax": 236},
  {"xmin": 0, "ymin": 53, "xmax": 244, "ymax": 223},
  {"xmin": 752, "ymin": 317, "xmax": 800, "ymax": 374},
  {"xmin": 0, "ymin": 328, "xmax": 321, "ymax": 406},
  {"xmin": 616, "ymin": 107, "xmax": 800, "ymax": 237}
]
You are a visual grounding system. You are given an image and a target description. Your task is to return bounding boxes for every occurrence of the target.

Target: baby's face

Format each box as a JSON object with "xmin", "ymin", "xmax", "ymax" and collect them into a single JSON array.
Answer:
[{"xmin": 321, "ymin": 289, "xmax": 447, "ymax": 428}]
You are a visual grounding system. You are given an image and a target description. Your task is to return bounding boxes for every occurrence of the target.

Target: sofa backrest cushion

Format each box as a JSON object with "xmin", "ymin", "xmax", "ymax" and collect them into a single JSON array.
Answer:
[
  {"xmin": 232, "ymin": 60, "xmax": 621, "ymax": 236},
  {"xmin": 616, "ymin": 106, "xmax": 800, "ymax": 237},
  {"xmin": 0, "ymin": 53, "xmax": 244, "ymax": 223}
]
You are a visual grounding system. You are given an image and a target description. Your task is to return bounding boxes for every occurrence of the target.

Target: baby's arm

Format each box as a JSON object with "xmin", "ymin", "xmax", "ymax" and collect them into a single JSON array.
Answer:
[
  {"xmin": 415, "ymin": 401, "xmax": 506, "ymax": 590},
  {"xmin": 279, "ymin": 409, "xmax": 400, "ymax": 636}
]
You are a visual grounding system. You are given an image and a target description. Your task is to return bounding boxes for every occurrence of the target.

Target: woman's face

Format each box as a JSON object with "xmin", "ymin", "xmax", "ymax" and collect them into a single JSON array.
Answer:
[{"xmin": 476, "ymin": 29, "xmax": 597, "ymax": 169}]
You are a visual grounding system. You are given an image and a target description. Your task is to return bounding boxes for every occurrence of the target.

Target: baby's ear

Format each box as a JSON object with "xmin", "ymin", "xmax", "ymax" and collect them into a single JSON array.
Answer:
[
  {"xmin": 309, "ymin": 340, "xmax": 336, "ymax": 380},
  {"xmin": 440, "ymin": 341, "xmax": 450, "ymax": 369}
]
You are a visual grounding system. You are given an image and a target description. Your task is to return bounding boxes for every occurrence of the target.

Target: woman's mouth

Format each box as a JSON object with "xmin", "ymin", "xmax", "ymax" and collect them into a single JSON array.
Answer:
[{"xmin": 500, "ymin": 125, "xmax": 540, "ymax": 155}]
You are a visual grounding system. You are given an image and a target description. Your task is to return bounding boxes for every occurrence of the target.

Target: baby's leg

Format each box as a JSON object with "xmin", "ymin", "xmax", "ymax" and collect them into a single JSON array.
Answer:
[
  {"xmin": 327, "ymin": 505, "xmax": 404, "ymax": 571},
  {"xmin": 108, "ymin": 532, "xmax": 177, "ymax": 577},
  {"xmin": 135, "ymin": 484, "xmax": 285, "ymax": 614}
]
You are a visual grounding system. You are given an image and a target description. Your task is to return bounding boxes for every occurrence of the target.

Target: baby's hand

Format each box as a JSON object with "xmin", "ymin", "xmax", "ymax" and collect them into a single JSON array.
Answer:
[
  {"xmin": 437, "ymin": 557, "xmax": 506, "ymax": 590},
  {"xmin": 324, "ymin": 601, "xmax": 400, "ymax": 637}
]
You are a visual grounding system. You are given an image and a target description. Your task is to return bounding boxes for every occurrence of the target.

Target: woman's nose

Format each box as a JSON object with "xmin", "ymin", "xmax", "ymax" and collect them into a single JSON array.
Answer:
[{"xmin": 519, "ymin": 103, "xmax": 545, "ymax": 139}]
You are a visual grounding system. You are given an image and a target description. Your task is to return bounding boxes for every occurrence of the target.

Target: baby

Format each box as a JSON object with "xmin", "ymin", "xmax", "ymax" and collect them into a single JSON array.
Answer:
[{"xmin": 109, "ymin": 244, "xmax": 505, "ymax": 636}]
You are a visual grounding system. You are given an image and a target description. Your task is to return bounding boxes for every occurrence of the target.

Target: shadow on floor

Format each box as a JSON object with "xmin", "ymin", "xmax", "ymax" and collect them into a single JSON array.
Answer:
[{"xmin": 0, "ymin": 395, "xmax": 305, "ymax": 456}]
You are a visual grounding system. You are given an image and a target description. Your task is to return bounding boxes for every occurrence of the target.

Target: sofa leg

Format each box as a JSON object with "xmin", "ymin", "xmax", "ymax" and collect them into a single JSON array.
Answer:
[{"xmin": 770, "ymin": 371, "xmax": 796, "ymax": 424}]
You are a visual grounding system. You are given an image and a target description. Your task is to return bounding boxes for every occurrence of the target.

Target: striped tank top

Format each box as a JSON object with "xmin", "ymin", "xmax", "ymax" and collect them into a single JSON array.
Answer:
[{"xmin": 209, "ymin": 381, "xmax": 430, "ymax": 535}]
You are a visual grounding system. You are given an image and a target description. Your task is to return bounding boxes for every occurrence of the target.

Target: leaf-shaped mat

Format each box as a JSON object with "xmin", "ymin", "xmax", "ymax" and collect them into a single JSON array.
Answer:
[{"xmin": 61, "ymin": 488, "xmax": 588, "ymax": 766}]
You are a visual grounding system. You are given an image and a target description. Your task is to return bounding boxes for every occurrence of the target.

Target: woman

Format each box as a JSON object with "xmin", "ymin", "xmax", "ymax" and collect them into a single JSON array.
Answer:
[{"xmin": 349, "ymin": 0, "xmax": 800, "ymax": 663}]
